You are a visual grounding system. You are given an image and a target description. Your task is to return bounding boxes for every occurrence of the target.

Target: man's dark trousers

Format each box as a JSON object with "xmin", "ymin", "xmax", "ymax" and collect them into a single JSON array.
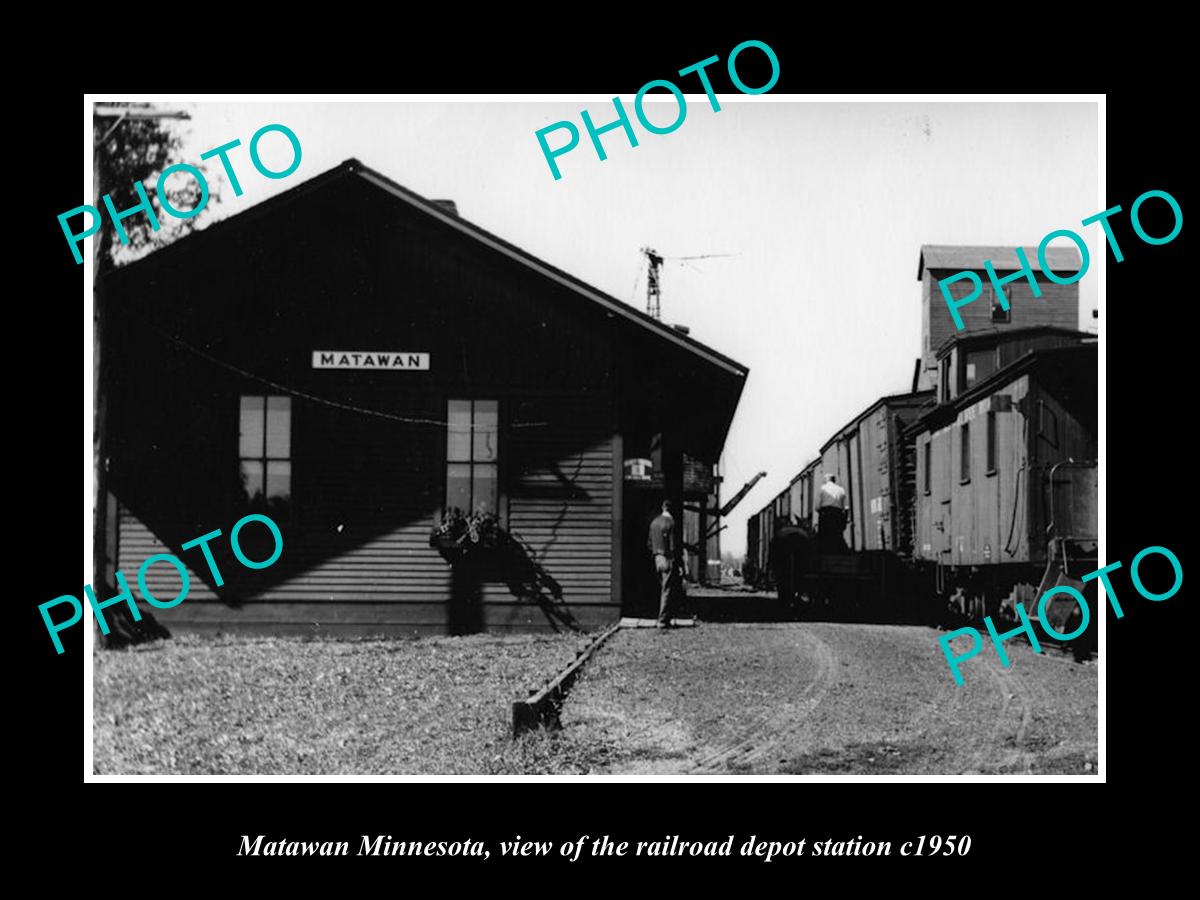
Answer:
[
  {"xmin": 655, "ymin": 554, "xmax": 674, "ymax": 625},
  {"xmin": 818, "ymin": 507, "xmax": 847, "ymax": 552}
]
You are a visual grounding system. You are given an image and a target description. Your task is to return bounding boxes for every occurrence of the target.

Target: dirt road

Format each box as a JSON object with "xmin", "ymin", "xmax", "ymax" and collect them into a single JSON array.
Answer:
[{"xmin": 546, "ymin": 622, "xmax": 1097, "ymax": 775}]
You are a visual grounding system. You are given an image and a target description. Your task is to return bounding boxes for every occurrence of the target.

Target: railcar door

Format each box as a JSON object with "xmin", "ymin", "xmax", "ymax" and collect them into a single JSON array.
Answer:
[{"xmin": 936, "ymin": 430, "xmax": 953, "ymax": 556}]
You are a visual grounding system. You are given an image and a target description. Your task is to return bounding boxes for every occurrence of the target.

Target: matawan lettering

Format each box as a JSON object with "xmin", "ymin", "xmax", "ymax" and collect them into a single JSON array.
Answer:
[{"xmin": 238, "ymin": 835, "xmax": 349, "ymax": 856}]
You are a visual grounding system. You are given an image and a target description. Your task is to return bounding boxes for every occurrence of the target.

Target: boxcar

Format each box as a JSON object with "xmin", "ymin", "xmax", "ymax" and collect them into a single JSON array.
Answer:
[
  {"xmin": 813, "ymin": 391, "xmax": 933, "ymax": 553},
  {"xmin": 745, "ymin": 391, "xmax": 930, "ymax": 596}
]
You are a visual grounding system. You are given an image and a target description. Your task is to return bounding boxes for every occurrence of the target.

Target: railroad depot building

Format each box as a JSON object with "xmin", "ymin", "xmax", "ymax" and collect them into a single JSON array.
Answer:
[{"xmin": 99, "ymin": 159, "xmax": 747, "ymax": 636}]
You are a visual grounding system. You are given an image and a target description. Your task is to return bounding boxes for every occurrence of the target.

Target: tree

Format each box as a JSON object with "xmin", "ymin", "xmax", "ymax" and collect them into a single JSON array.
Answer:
[
  {"xmin": 92, "ymin": 103, "xmax": 203, "ymax": 647},
  {"xmin": 93, "ymin": 104, "xmax": 201, "ymax": 272}
]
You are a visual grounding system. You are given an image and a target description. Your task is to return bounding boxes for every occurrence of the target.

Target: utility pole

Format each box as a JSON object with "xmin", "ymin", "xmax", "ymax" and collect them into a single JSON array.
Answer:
[
  {"xmin": 91, "ymin": 103, "xmax": 190, "ymax": 646},
  {"xmin": 642, "ymin": 247, "xmax": 663, "ymax": 319}
]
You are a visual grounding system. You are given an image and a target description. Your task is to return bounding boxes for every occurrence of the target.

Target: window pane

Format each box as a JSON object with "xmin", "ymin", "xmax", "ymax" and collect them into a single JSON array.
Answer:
[
  {"xmin": 961, "ymin": 424, "xmax": 971, "ymax": 480},
  {"xmin": 447, "ymin": 400, "xmax": 472, "ymax": 462},
  {"xmin": 239, "ymin": 396, "xmax": 264, "ymax": 458},
  {"xmin": 265, "ymin": 396, "xmax": 291, "ymax": 458},
  {"xmin": 472, "ymin": 464, "xmax": 498, "ymax": 515},
  {"xmin": 968, "ymin": 350, "xmax": 997, "ymax": 387},
  {"xmin": 472, "ymin": 400, "xmax": 499, "ymax": 461},
  {"xmin": 446, "ymin": 463, "xmax": 471, "ymax": 515},
  {"xmin": 265, "ymin": 460, "xmax": 291, "ymax": 500},
  {"xmin": 240, "ymin": 460, "xmax": 264, "ymax": 500}
]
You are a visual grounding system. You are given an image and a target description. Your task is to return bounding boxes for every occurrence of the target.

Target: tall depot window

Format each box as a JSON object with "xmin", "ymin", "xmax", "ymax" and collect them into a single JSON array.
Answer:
[
  {"xmin": 446, "ymin": 399, "xmax": 499, "ymax": 516},
  {"xmin": 239, "ymin": 395, "xmax": 292, "ymax": 515}
]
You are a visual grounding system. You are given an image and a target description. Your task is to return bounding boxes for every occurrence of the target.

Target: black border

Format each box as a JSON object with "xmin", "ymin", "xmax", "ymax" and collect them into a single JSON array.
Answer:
[{"xmin": 20, "ymin": 30, "xmax": 1188, "ymax": 880}]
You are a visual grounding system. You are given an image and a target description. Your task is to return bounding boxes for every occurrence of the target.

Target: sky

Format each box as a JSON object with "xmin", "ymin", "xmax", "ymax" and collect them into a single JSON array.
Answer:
[{"xmin": 115, "ymin": 99, "xmax": 1099, "ymax": 558}]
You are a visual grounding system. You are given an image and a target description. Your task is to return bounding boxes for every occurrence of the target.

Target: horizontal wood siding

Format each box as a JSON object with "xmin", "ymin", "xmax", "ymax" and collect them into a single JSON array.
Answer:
[
  {"xmin": 506, "ymin": 394, "xmax": 615, "ymax": 610},
  {"xmin": 116, "ymin": 391, "xmax": 618, "ymax": 635}
]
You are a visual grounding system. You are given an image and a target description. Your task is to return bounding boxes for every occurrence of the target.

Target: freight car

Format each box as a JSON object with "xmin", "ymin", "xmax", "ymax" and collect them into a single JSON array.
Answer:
[
  {"xmin": 744, "ymin": 391, "xmax": 933, "ymax": 620},
  {"xmin": 746, "ymin": 390, "xmax": 931, "ymax": 581},
  {"xmin": 810, "ymin": 391, "xmax": 933, "ymax": 554}
]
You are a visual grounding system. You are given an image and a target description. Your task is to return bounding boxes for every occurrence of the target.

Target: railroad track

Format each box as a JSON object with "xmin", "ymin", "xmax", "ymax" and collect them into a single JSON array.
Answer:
[
  {"xmin": 690, "ymin": 629, "xmax": 836, "ymax": 774},
  {"xmin": 959, "ymin": 655, "xmax": 1036, "ymax": 774}
]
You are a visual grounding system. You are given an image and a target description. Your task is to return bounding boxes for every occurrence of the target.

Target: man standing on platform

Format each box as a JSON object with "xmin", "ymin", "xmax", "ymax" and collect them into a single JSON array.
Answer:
[{"xmin": 647, "ymin": 499, "xmax": 678, "ymax": 628}]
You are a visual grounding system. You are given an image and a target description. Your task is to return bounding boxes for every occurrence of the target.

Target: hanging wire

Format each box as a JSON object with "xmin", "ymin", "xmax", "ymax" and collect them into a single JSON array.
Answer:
[{"xmin": 135, "ymin": 319, "xmax": 548, "ymax": 431}]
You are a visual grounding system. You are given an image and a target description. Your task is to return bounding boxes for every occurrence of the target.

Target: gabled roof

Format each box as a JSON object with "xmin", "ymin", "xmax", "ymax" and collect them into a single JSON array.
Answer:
[
  {"xmin": 918, "ymin": 244, "xmax": 1082, "ymax": 280},
  {"xmin": 105, "ymin": 158, "xmax": 748, "ymax": 381},
  {"xmin": 934, "ymin": 326, "xmax": 1093, "ymax": 359}
]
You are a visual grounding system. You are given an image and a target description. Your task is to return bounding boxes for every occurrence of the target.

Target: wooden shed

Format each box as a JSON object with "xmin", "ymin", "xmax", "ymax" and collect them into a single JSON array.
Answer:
[{"xmin": 98, "ymin": 159, "xmax": 747, "ymax": 636}]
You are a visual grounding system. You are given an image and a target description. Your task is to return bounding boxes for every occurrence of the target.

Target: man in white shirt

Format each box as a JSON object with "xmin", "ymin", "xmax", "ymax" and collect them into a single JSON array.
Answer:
[{"xmin": 817, "ymin": 474, "xmax": 848, "ymax": 552}]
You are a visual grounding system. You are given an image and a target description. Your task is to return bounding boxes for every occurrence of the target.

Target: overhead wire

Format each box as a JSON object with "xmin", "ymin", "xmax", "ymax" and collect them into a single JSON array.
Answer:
[{"xmin": 128, "ymin": 316, "xmax": 548, "ymax": 431}]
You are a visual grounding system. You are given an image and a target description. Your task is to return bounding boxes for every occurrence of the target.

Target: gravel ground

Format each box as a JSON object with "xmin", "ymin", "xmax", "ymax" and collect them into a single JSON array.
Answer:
[
  {"xmin": 524, "ymin": 622, "xmax": 1098, "ymax": 775},
  {"xmin": 93, "ymin": 632, "xmax": 592, "ymax": 775},
  {"xmin": 94, "ymin": 623, "xmax": 1097, "ymax": 776}
]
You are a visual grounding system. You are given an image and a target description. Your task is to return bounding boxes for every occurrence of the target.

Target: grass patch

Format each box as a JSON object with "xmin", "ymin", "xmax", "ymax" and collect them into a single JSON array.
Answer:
[{"xmin": 94, "ymin": 631, "xmax": 592, "ymax": 775}]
